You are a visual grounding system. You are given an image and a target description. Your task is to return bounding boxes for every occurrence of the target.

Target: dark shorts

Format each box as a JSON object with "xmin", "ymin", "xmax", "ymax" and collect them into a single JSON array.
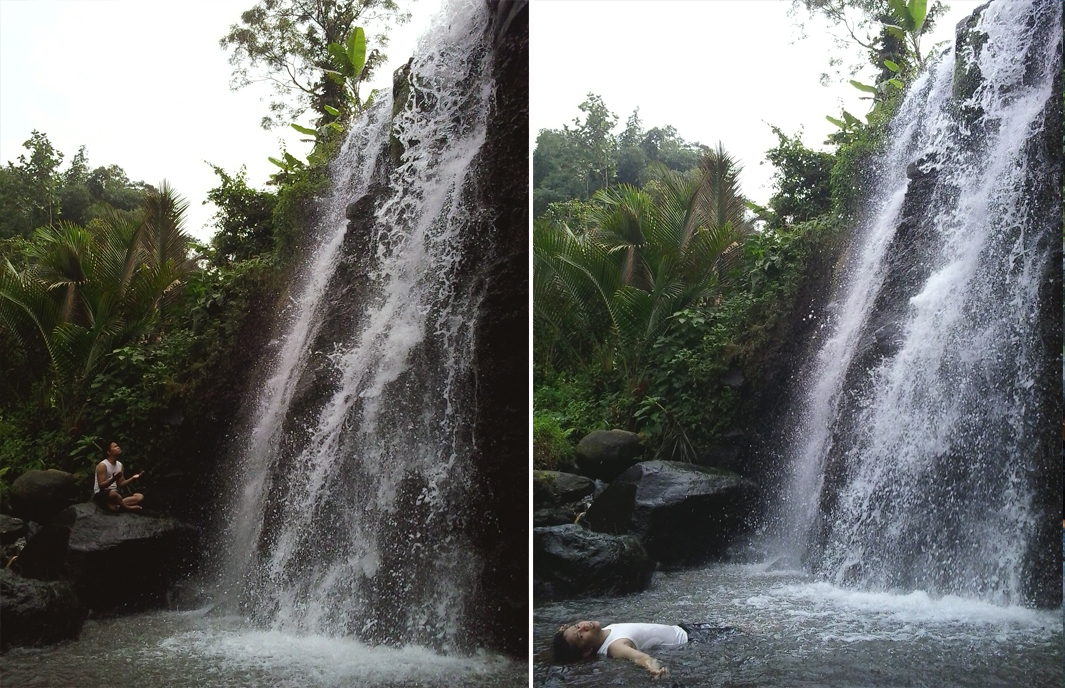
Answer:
[
  {"xmin": 93, "ymin": 489, "xmax": 116, "ymax": 507},
  {"xmin": 679, "ymin": 623, "xmax": 736, "ymax": 644}
]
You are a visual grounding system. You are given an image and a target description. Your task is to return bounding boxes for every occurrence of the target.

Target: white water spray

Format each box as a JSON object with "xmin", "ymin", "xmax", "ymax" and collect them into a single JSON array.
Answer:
[
  {"xmin": 782, "ymin": 0, "xmax": 1061, "ymax": 605},
  {"xmin": 218, "ymin": 0, "xmax": 494, "ymax": 649}
]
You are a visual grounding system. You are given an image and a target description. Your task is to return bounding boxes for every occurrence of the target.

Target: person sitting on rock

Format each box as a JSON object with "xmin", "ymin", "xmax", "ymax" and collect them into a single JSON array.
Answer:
[
  {"xmin": 93, "ymin": 440, "xmax": 144, "ymax": 512},
  {"xmin": 553, "ymin": 620, "xmax": 735, "ymax": 678}
]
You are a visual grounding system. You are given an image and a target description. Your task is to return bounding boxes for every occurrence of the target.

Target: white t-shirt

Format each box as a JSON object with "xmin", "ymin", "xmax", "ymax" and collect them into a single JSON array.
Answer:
[
  {"xmin": 94, "ymin": 460, "xmax": 123, "ymax": 494},
  {"xmin": 597, "ymin": 623, "xmax": 688, "ymax": 656}
]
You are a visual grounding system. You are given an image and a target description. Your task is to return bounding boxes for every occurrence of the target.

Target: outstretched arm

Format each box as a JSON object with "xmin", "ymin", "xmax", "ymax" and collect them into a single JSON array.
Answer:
[
  {"xmin": 606, "ymin": 640, "xmax": 669, "ymax": 678},
  {"xmin": 116, "ymin": 471, "xmax": 142, "ymax": 488}
]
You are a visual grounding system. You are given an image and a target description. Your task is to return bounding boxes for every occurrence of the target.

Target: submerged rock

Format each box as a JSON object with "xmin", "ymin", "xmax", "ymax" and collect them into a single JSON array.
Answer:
[
  {"xmin": 533, "ymin": 524, "xmax": 653, "ymax": 599},
  {"xmin": 575, "ymin": 430, "xmax": 644, "ymax": 481},
  {"xmin": 9, "ymin": 470, "xmax": 79, "ymax": 524},
  {"xmin": 0, "ymin": 568, "xmax": 85, "ymax": 651},
  {"xmin": 584, "ymin": 461, "xmax": 758, "ymax": 566}
]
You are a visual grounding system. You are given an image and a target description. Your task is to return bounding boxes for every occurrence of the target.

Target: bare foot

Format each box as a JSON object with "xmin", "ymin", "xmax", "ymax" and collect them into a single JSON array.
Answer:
[{"xmin": 124, "ymin": 505, "xmax": 143, "ymax": 512}]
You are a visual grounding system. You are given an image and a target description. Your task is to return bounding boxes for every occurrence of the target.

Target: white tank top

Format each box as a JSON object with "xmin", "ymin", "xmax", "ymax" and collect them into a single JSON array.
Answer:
[
  {"xmin": 597, "ymin": 623, "xmax": 688, "ymax": 656},
  {"xmin": 94, "ymin": 460, "xmax": 123, "ymax": 494}
]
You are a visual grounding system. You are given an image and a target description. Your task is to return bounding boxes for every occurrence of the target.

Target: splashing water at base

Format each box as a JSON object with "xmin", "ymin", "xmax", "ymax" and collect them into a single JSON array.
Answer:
[{"xmin": 0, "ymin": 610, "xmax": 526, "ymax": 688}]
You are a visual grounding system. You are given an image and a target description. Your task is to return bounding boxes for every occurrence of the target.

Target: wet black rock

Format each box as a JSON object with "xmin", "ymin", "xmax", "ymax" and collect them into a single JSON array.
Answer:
[
  {"xmin": 584, "ymin": 461, "xmax": 758, "ymax": 567},
  {"xmin": 575, "ymin": 430, "xmax": 644, "ymax": 481},
  {"xmin": 0, "ymin": 514, "xmax": 27, "ymax": 545},
  {"xmin": 9, "ymin": 470, "xmax": 79, "ymax": 524},
  {"xmin": 12, "ymin": 523, "xmax": 70, "ymax": 581},
  {"xmin": 533, "ymin": 471, "xmax": 597, "ymax": 527},
  {"xmin": 533, "ymin": 471, "xmax": 596, "ymax": 509},
  {"xmin": 533, "ymin": 524, "xmax": 653, "ymax": 600},
  {"xmin": 0, "ymin": 568, "xmax": 85, "ymax": 651},
  {"xmin": 57, "ymin": 503, "xmax": 197, "ymax": 612}
]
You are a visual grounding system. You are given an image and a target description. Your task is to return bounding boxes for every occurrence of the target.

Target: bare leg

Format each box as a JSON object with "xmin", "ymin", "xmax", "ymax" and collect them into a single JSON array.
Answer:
[
  {"xmin": 105, "ymin": 491, "xmax": 123, "ymax": 512},
  {"xmin": 122, "ymin": 493, "xmax": 143, "ymax": 511}
]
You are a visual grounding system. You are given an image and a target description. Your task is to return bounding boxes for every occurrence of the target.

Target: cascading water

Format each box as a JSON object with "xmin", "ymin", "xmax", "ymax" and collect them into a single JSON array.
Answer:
[
  {"xmin": 782, "ymin": 0, "xmax": 1061, "ymax": 606},
  {"xmin": 219, "ymin": 0, "xmax": 495, "ymax": 650}
]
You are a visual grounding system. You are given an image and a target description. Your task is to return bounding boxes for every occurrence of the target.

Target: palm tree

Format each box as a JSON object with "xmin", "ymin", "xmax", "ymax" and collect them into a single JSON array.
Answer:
[
  {"xmin": 0, "ymin": 182, "xmax": 196, "ymax": 440},
  {"xmin": 535, "ymin": 143, "xmax": 752, "ymax": 391}
]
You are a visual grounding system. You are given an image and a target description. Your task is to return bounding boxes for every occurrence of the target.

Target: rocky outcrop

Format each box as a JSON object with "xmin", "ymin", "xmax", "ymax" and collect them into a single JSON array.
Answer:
[
  {"xmin": 465, "ymin": 0, "xmax": 529, "ymax": 658},
  {"xmin": 575, "ymin": 430, "xmax": 644, "ymax": 481},
  {"xmin": 533, "ymin": 471, "xmax": 596, "ymax": 507},
  {"xmin": 12, "ymin": 523, "xmax": 70, "ymax": 580},
  {"xmin": 584, "ymin": 461, "xmax": 758, "ymax": 566},
  {"xmin": 533, "ymin": 524, "xmax": 653, "ymax": 600},
  {"xmin": 14, "ymin": 504, "xmax": 198, "ymax": 613},
  {"xmin": 533, "ymin": 471, "xmax": 598, "ymax": 527},
  {"xmin": 9, "ymin": 470, "xmax": 79, "ymax": 524},
  {"xmin": 0, "ymin": 568, "xmax": 85, "ymax": 651}
]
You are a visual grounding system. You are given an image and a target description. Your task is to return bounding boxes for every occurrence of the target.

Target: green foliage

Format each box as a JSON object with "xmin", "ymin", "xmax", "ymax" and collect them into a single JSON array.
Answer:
[
  {"xmin": 535, "ymin": 146, "xmax": 753, "ymax": 434},
  {"xmin": 0, "ymin": 133, "xmax": 152, "ymax": 240},
  {"xmin": 220, "ymin": 0, "xmax": 408, "ymax": 129},
  {"xmin": 534, "ymin": 97, "xmax": 707, "ymax": 217},
  {"xmin": 0, "ymin": 184, "xmax": 197, "ymax": 440},
  {"xmin": 792, "ymin": 0, "xmax": 947, "ymax": 85},
  {"xmin": 763, "ymin": 127, "xmax": 835, "ymax": 227},
  {"xmin": 532, "ymin": 412, "xmax": 575, "ymax": 471},
  {"xmin": 535, "ymin": 101, "xmax": 849, "ymax": 462},
  {"xmin": 205, "ymin": 165, "xmax": 278, "ymax": 266},
  {"xmin": 830, "ymin": 82, "xmax": 902, "ymax": 217}
]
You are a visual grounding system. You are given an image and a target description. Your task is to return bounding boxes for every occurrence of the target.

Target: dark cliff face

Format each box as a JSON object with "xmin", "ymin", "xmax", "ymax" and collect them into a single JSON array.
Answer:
[
  {"xmin": 1018, "ymin": 2, "xmax": 1061, "ymax": 608},
  {"xmin": 464, "ymin": 0, "xmax": 529, "ymax": 658}
]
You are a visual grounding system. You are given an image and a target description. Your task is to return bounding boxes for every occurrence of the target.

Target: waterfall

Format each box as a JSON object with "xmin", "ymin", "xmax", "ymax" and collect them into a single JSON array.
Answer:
[
  {"xmin": 782, "ymin": 0, "xmax": 1061, "ymax": 606},
  {"xmin": 217, "ymin": 0, "xmax": 494, "ymax": 649}
]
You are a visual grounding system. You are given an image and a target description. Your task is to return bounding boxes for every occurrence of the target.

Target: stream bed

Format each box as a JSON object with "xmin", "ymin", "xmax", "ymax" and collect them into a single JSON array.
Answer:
[
  {"xmin": 534, "ymin": 563, "xmax": 1061, "ymax": 687},
  {"xmin": 0, "ymin": 608, "xmax": 526, "ymax": 688}
]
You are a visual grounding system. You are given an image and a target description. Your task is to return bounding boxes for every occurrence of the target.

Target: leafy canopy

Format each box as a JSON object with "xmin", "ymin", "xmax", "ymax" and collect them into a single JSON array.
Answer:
[{"xmin": 220, "ymin": 0, "xmax": 410, "ymax": 129}]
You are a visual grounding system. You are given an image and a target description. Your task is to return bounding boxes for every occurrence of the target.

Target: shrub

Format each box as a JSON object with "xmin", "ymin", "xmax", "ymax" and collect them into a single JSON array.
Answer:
[{"xmin": 533, "ymin": 412, "xmax": 575, "ymax": 471}]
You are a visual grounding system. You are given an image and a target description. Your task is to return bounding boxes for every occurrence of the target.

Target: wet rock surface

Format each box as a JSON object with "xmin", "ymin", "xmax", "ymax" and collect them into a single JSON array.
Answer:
[
  {"xmin": 534, "ymin": 524, "xmax": 653, "ymax": 600},
  {"xmin": 52, "ymin": 503, "xmax": 197, "ymax": 612},
  {"xmin": 584, "ymin": 461, "xmax": 758, "ymax": 566},
  {"xmin": 9, "ymin": 469, "xmax": 79, "ymax": 524},
  {"xmin": 0, "ymin": 567, "xmax": 85, "ymax": 651},
  {"xmin": 574, "ymin": 430, "xmax": 644, "ymax": 481}
]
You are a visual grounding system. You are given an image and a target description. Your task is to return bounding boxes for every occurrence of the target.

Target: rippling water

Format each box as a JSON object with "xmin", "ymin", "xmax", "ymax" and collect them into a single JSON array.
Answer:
[
  {"xmin": 0, "ymin": 609, "xmax": 526, "ymax": 688},
  {"xmin": 534, "ymin": 563, "xmax": 1062, "ymax": 687}
]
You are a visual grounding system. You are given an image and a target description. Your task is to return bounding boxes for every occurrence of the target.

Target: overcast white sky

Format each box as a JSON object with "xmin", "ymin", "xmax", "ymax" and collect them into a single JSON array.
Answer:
[
  {"xmin": 530, "ymin": 0, "xmax": 984, "ymax": 206},
  {"xmin": 1, "ymin": 1, "xmax": 986, "ymax": 241},
  {"xmin": 0, "ymin": 0, "xmax": 432, "ymax": 241}
]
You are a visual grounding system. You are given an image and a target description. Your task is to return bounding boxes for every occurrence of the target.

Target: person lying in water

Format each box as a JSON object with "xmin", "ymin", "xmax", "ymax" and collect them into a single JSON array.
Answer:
[
  {"xmin": 553, "ymin": 620, "xmax": 735, "ymax": 678},
  {"xmin": 93, "ymin": 440, "xmax": 144, "ymax": 512}
]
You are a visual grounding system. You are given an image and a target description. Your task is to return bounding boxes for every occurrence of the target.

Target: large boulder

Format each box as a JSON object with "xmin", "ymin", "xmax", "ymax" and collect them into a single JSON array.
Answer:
[
  {"xmin": 12, "ymin": 523, "xmax": 70, "ymax": 580},
  {"xmin": 533, "ymin": 524, "xmax": 654, "ymax": 600},
  {"xmin": 584, "ymin": 461, "xmax": 758, "ymax": 566},
  {"xmin": 0, "ymin": 568, "xmax": 85, "ymax": 650},
  {"xmin": 574, "ymin": 430, "xmax": 644, "ymax": 481},
  {"xmin": 9, "ymin": 470, "xmax": 79, "ymax": 524},
  {"xmin": 37, "ymin": 503, "xmax": 197, "ymax": 612}
]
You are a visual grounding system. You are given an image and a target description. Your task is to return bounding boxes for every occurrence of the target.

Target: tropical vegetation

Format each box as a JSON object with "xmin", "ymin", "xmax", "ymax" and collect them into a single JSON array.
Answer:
[{"xmin": 0, "ymin": 2, "xmax": 389, "ymax": 500}]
